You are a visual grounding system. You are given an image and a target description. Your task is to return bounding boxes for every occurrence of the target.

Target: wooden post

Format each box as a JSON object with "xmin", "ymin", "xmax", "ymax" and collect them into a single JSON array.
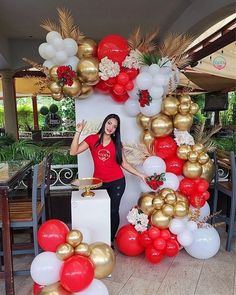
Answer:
[{"xmin": 32, "ymin": 95, "xmax": 39, "ymax": 130}]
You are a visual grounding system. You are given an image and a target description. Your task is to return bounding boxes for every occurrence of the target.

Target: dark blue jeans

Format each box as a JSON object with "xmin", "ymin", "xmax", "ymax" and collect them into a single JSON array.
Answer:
[{"xmin": 100, "ymin": 177, "xmax": 126, "ymax": 242}]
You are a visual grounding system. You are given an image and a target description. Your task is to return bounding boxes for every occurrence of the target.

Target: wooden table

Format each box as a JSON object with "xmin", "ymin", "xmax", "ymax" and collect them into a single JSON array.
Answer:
[{"xmin": 0, "ymin": 160, "xmax": 32, "ymax": 295}]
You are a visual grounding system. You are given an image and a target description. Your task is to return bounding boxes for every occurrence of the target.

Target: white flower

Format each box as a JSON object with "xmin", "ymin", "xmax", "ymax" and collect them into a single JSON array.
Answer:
[
  {"xmin": 99, "ymin": 57, "xmax": 120, "ymax": 80},
  {"xmin": 174, "ymin": 128, "xmax": 195, "ymax": 146},
  {"xmin": 122, "ymin": 49, "xmax": 142, "ymax": 69},
  {"xmin": 127, "ymin": 207, "xmax": 149, "ymax": 233}
]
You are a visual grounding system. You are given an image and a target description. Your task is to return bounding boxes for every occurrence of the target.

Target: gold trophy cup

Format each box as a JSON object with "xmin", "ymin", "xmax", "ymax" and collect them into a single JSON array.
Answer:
[{"xmin": 71, "ymin": 177, "xmax": 102, "ymax": 197}]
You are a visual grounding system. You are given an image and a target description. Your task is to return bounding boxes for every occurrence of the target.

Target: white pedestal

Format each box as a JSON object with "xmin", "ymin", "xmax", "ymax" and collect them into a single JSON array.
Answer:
[{"xmin": 71, "ymin": 189, "xmax": 111, "ymax": 245}]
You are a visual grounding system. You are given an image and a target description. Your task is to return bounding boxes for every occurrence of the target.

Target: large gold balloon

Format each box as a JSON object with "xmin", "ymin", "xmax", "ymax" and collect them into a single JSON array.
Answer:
[
  {"xmin": 77, "ymin": 57, "xmax": 99, "ymax": 84},
  {"xmin": 79, "ymin": 84, "xmax": 94, "ymax": 98},
  {"xmin": 51, "ymin": 92, "xmax": 63, "ymax": 101},
  {"xmin": 75, "ymin": 242, "xmax": 91, "ymax": 257},
  {"xmin": 89, "ymin": 242, "xmax": 115, "ymax": 279},
  {"xmin": 78, "ymin": 38, "xmax": 97, "ymax": 58},
  {"xmin": 49, "ymin": 81, "xmax": 61, "ymax": 94},
  {"xmin": 183, "ymin": 161, "xmax": 203, "ymax": 178},
  {"xmin": 164, "ymin": 193, "xmax": 177, "ymax": 205},
  {"xmin": 162, "ymin": 95, "xmax": 179, "ymax": 116},
  {"xmin": 173, "ymin": 113, "xmax": 193, "ymax": 131},
  {"xmin": 198, "ymin": 152, "xmax": 210, "ymax": 165},
  {"xmin": 177, "ymin": 145, "xmax": 192, "ymax": 160},
  {"xmin": 63, "ymin": 79, "xmax": 82, "ymax": 97},
  {"xmin": 201, "ymin": 159, "xmax": 214, "ymax": 182},
  {"xmin": 56, "ymin": 243, "xmax": 74, "ymax": 261},
  {"xmin": 151, "ymin": 210, "xmax": 171, "ymax": 229},
  {"xmin": 66, "ymin": 230, "xmax": 83, "ymax": 247},
  {"xmin": 190, "ymin": 102, "xmax": 199, "ymax": 114},
  {"xmin": 39, "ymin": 282, "xmax": 70, "ymax": 295},
  {"xmin": 178, "ymin": 102, "xmax": 190, "ymax": 115},
  {"xmin": 192, "ymin": 143, "xmax": 204, "ymax": 154},
  {"xmin": 162, "ymin": 204, "xmax": 174, "ymax": 216},
  {"xmin": 152, "ymin": 197, "xmax": 164, "ymax": 210},
  {"xmin": 174, "ymin": 201, "xmax": 188, "ymax": 217},
  {"xmin": 150, "ymin": 114, "xmax": 173, "ymax": 137},
  {"xmin": 141, "ymin": 130, "xmax": 154, "ymax": 151},
  {"xmin": 138, "ymin": 193, "xmax": 155, "ymax": 216},
  {"xmin": 137, "ymin": 113, "xmax": 150, "ymax": 130},
  {"xmin": 49, "ymin": 66, "xmax": 59, "ymax": 81}
]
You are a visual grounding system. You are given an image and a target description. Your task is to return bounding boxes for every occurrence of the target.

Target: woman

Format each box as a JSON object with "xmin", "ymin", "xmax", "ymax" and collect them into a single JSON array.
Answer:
[{"xmin": 70, "ymin": 114, "xmax": 147, "ymax": 244}]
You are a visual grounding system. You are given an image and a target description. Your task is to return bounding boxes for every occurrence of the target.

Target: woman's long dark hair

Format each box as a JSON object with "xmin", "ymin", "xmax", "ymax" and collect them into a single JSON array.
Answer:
[{"xmin": 95, "ymin": 114, "xmax": 122, "ymax": 165}]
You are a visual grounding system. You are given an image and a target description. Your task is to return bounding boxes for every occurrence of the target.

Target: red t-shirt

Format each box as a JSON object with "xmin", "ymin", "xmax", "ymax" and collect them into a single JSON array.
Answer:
[{"xmin": 84, "ymin": 134, "xmax": 124, "ymax": 182}]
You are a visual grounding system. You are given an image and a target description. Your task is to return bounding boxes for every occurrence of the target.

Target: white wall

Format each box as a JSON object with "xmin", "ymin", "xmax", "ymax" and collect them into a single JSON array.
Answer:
[{"xmin": 75, "ymin": 92, "xmax": 142, "ymax": 227}]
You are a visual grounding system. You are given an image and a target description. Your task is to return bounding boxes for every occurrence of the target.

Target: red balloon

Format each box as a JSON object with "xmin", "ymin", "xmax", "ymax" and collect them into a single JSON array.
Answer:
[
  {"xmin": 110, "ymin": 90, "xmax": 129, "ymax": 103},
  {"xmin": 148, "ymin": 226, "xmax": 161, "ymax": 240},
  {"xmin": 160, "ymin": 229, "xmax": 171, "ymax": 240},
  {"xmin": 113, "ymin": 83, "xmax": 126, "ymax": 95},
  {"xmin": 153, "ymin": 237, "xmax": 167, "ymax": 251},
  {"xmin": 195, "ymin": 178, "xmax": 209, "ymax": 193},
  {"xmin": 37, "ymin": 219, "xmax": 69, "ymax": 252},
  {"xmin": 153, "ymin": 136, "xmax": 177, "ymax": 159},
  {"xmin": 95, "ymin": 80, "xmax": 110, "ymax": 93},
  {"xmin": 97, "ymin": 34, "xmax": 129, "ymax": 64},
  {"xmin": 189, "ymin": 194, "xmax": 206, "ymax": 208},
  {"xmin": 123, "ymin": 67, "xmax": 139, "ymax": 79},
  {"xmin": 116, "ymin": 224, "xmax": 144, "ymax": 256},
  {"xmin": 104, "ymin": 77, "xmax": 117, "ymax": 87},
  {"xmin": 166, "ymin": 156, "xmax": 185, "ymax": 175},
  {"xmin": 125, "ymin": 80, "xmax": 134, "ymax": 91},
  {"xmin": 202, "ymin": 190, "xmax": 210, "ymax": 200},
  {"xmin": 165, "ymin": 240, "xmax": 179, "ymax": 257},
  {"xmin": 179, "ymin": 178, "xmax": 195, "ymax": 196},
  {"xmin": 117, "ymin": 72, "xmax": 130, "ymax": 85},
  {"xmin": 145, "ymin": 246, "xmax": 164, "ymax": 264},
  {"xmin": 60, "ymin": 255, "xmax": 94, "ymax": 292},
  {"xmin": 33, "ymin": 282, "xmax": 44, "ymax": 295},
  {"xmin": 138, "ymin": 231, "xmax": 153, "ymax": 248}
]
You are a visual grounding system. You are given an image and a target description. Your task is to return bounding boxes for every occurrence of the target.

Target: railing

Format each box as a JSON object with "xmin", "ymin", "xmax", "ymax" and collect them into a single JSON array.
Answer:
[
  {"xmin": 19, "ymin": 131, "xmax": 33, "ymax": 139},
  {"xmin": 42, "ymin": 131, "xmax": 74, "ymax": 139},
  {"xmin": 50, "ymin": 164, "xmax": 78, "ymax": 190}
]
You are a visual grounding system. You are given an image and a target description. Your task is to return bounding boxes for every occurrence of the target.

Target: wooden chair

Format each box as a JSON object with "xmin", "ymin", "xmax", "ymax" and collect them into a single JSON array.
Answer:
[{"xmin": 212, "ymin": 149, "xmax": 236, "ymax": 251}]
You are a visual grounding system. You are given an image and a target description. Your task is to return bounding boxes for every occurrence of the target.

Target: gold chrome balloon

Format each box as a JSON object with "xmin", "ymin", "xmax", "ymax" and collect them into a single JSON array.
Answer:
[
  {"xmin": 137, "ymin": 113, "xmax": 150, "ymax": 130},
  {"xmin": 183, "ymin": 161, "xmax": 202, "ymax": 178},
  {"xmin": 173, "ymin": 113, "xmax": 193, "ymax": 131},
  {"xmin": 201, "ymin": 159, "xmax": 214, "ymax": 182},
  {"xmin": 141, "ymin": 130, "xmax": 154, "ymax": 151},
  {"xmin": 150, "ymin": 114, "xmax": 173, "ymax": 137},
  {"xmin": 51, "ymin": 92, "xmax": 63, "ymax": 101},
  {"xmin": 66, "ymin": 229, "xmax": 83, "ymax": 247},
  {"xmin": 190, "ymin": 102, "xmax": 199, "ymax": 114},
  {"xmin": 192, "ymin": 143, "xmax": 205, "ymax": 154},
  {"xmin": 49, "ymin": 66, "xmax": 59, "ymax": 81},
  {"xmin": 177, "ymin": 144, "xmax": 192, "ymax": 160},
  {"xmin": 75, "ymin": 242, "xmax": 91, "ymax": 257},
  {"xmin": 179, "ymin": 95, "xmax": 191, "ymax": 104},
  {"xmin": 63, "ymin": 79, "xmax": 82, "ymax": 97},
  {"xmin": 78, "ymin": 38, "xmax": 97, "ymax": 58},
  {"xmin": 79, "ymin": 84, "xmax": 94, "ymax": 98},
  {"xmin": 174, "ymin": 201, "xmax": 188, "ymax": 217},
  {"xmin": 89, "ymin": 242, "xmax": 115, "ymax": 279},
  {"xmin": 56, "ymin": 243, "xmax": 74, "ymax": 261},
  {"xmin": 138, "ymin": 193, "xmax": 155, "ymax": 216},
  {"xmin": 188, "ymin": 151, "xmax": 199, "ymax": 163},
  {"xmin": 152, "ymin": 197, "xmax": 165, "ymax": 210},
  {"xmin": 178, "ymin": 102, "xmax": 190, "ymax": 115},
  {"xmin": 162, "ymin": 204, "xmax": 174, "ymax": 216},
  {"xmin": 198, "ymin": 152, "xmax": 210, "ymax": 165},
  {"xmin": 151, "ymin": 210, "xmax": 171, "ymax": 229},
  {"xmin": 162, "ymin": 95, "xmax": 179, "ymax": 116},
  {"xmin": 159, "ymin": 188, "xmax": 175, "ymax": 199},
  {"xmin": 165, "ymin": 193, "xmax": 177, "ymax": 205},
  {"xmin": 175, "ymin": 191, "xmax": 189, "ymax": 204},
  {"xmin": 39, "ymin": 282, "xmax": 71, "ymax": 295},
  {"xmin": 49, "ymin": 81, "xmax": 61, "ymax": 94},
  {"xmin": 77, "ymin": 57, "xmax": 99, "ymax": 84}
]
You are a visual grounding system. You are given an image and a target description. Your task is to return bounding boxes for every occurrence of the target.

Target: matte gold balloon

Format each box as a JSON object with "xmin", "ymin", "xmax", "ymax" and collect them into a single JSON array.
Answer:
[
  {"xmin": 175, "ymin": 191, "xmax": 189, "ymax": 204},
  {"xmin": 51, "ymin": 92, "xmax": 63, "ymax": 101},
  {"xmin": 159, "ymin": 188, "xmax": 175, "ymax": 199},
  {"xmin": 174, "ymin": 201, "xmax": 188, "ymax": 217},
  {"xmin": 77, "ymin": 57, "xmax": 99, "ymax": 84},
  {"xmin": 56, "ymin": 243, "xmax": 74, "ymax": 261},
  {"xmin": 178, "ymin": 102, "xmax": 190, "ymax": 115},
  {"xmin": 162, "ymin": 204, "xmax": 174, "ymax": 216},
  {"xmin": 151, "ymin": 210, "xmax": 171, "ymax": 229},
  {"xmin": 173, "ymin": 113, "xmax": 193, "ymax": 131},
  {"xmin": 49, "ymin": 66, "xmax": 59, "ymax": 81},
  {"xmin": 150, "ymin": 114, "xmax": 173, "ymax": 137},
  {"xmin": 201, "ymin": 159, "xmax": 214, "ymax": 182},
  {"xmin": 39, "ymin": 282, "xmax": 71, "ymax": 295},
  {"xmin": 75, "ymin": 242, "xmax": 91, "ymax": 256},
  {"xmin": 192, "ymin": 143, "xmax": 205, "ymax": 154},
  {"xmin": 162, "ymin": 95, "xmax": 179, "ymax": 116},
  {"xmin": 79, "ymin": 84, "xmax": 94, "ymax": 98},
  {"xmin": 177, "ymin": 145, "xmax": 192, "ymax": 160},
  {"xmin": 89, "ymin": 242, "xmax": 115, "ymax": 279},
  {"xmin": 179, "ymin": 95, "xmax": 191, "ymax": 104},
  {"xmin": 188, "ymin": 151, "xmax": 198, "ymax": 163},
  {"xmin": 66, "ymin": 229, "xmax": 83, "ymax": 247},
  {"xmin": 152, "ymin": 197, "xmax": 165, "ymax": 210},
  {"xmin": 137, "ymin": 113, "xmax": 150, "ymax": 130},
  {"xmin": 63, "ymin": 79, "xmax": 82, "ymax": 97},
  {"xmin": 78, "ymin": 38, "xmax": 97, "ymax": 58},
  {"xmin": 138, "ymin": 193, "xmax": 155, "ymax": 216},
  {"xmin": 190, "ymin": 102, "xmax": 199, "ymax": 114},
  {"xmin": 49, "ymin": 81, "xmax": 61, "ymax": 94},
  {"xmin": 165, "ymin": 193, "xmax": 177, "ymax": 205},
  {"xmin": 198, "ymin": 152, "xmax": 210, "ymax": 165},
  {"xmin": 183, "ymin": 161, "xmax": 203, "ymax": 178},
  {"xmin": 141, "ymin": 130, "xmax": 154, "ymax": 151}
]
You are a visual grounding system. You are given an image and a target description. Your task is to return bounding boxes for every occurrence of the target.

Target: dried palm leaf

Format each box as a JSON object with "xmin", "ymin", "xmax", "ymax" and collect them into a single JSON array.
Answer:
[
  {"xmin": 57, "ymin": 7, "xmax": 77, "ymax": 39},
  {"xmin": 123, "ymin": 143, "xmax": 151, "ymax": 166},
  {"xmin": 22, "ymin": 58, "xmax": 46, "ymax": 72},
  {"xmin": 40, "ymin": 18, "xmax": 61, "ymax": 33},
  {"xmin": 200, "ymin": 124, "xmax": 222, "ymax": 145},
  {"xmin": 193, "ymin": 122, "xmax": 205, "ymax": 143}
]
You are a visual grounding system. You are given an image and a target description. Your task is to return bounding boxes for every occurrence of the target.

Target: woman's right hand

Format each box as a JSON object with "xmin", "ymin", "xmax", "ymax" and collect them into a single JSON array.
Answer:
[{"xmin": 76, "ymin": 120, "xmax": 87, "ymax": 133}]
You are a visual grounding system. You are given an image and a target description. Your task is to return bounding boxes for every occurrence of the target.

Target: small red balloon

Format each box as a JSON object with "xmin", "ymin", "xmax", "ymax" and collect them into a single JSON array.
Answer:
[
  {"xmin": 179, "ymin": 178, "xmax": 195, "ymax": 196},
  {"xmin": 125, "ymin": 80, "xmax": 134, "ymax": 91},
  {"xmin": 113, "ymin": 83, "xmax": 126, "ymax": 95},
  {"xmin": 202, "ymin": 190, "xmax": 210, "ymax": 200},
  {"xmin": 166, "ymin": 156, "xmax": 185, "ymax": 175},
  {"xmin": 153, "ymin": 237, "xmax": 167, "ymax": 251},
  {"xmin": 110, "ymin": 90, "xmax": 129, "ymax": 103},
  {"xmin": 190, "ymin": 194, "xmax": 206, "ymax": 208},
  {"xmin": 95, "ymin": 80, "xmax": 110, "ymax": 93},
  {"xmin": 138, "ymin": 230, "xmax": 153, "ymax": 248},
  {"xmin": 123, "ymin": 67, "xmax": 139, "ymax": 79},
  {"xmin": 117, "ymin": 72, "xmax": 130, "ymax": 85},
  {"xmin": 165, "ymin": 240, "xmax": 179, "ymax": 257},
  {"xmin": 195, "ymin": 178, "xmax": 209, "ymax": 193},
  {"xmin": 153, "ymin": 136, "xmax": 177, "ymax": 159},
  {"xmin": 33, "ymin": 282, "xmax": 44, "ymax": 295},
  {"xmin": 148, "ymin": 226, "xmax": 161, "ymax": 240},
  {"xmin": 160, "ymin": 229, "xmax": 171, "ymax": 240},
  {"xmin": 104, "ymin": 77, "xmax": 117, "ymax": 87},
  {"xmin": 145, "ymin": 246, "xmax": 164, "ymax": 264}
]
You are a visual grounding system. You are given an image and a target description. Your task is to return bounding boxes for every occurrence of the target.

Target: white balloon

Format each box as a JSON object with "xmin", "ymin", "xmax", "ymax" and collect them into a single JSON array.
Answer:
[
  {"xmin": 186, "ymin": 220, "xmax": 198, "ymax": 232},
  {"xmin": 43, "ymin": 59, "xmax": 54, "ymax": 69},
  {"xmin": 63, "ymin": 38, "xmax": 78, "ymax": 56},
  {"xmin": 51, "ymin": 38, "xmax": 64, "ymax": 50},
  {"xmin": 190, "ymin": 202, "xmax": 210, "ymax": 221},
  {"xmin": 46, "ymin": 31, "xmax": 62, "ymax": 43},
  {"xmin": 30, "ymin": 252, "xmax": 63, "ymax": 286},
  {"xmin": 159, "ymin": 67, "xmax": 172, "ymax": 75},
  {"xmin": 153, "ymin": 74, "xmax": 169, "ymax": 87},
  {"xmin": 185, "ymin": 226, "xmax": 220, "ymax": 259},
  {"xmin": 177, "ymin": 175, "xmax": 184, "ymax": 182},
  {"xmin": 159, "ymin": 57, "xmax": 172, "ymax": 68},
  {"xmin": 128, "ymin": 82, "xmax": 139, "ymax": 99},
  {"xmin": 38, "ymin": 43, "xmax": 49, "ymax": 59},
  {"xmin": 74, "ymin": 279, "xmax": 109, "ymax": 295},
  {"xmin": 169, "ymin": 218, "xmax": 186, "ymax": 235},
  {"xmin": 143, "ymin": 156, "xmax": 166, "ymax": 176},
  {"xmin": 53, "ymin": 50, "xmax": 68, "ymax": 65},
  {"xmin": 139, "ymin": 65, "xmax": 149, "ymax": 73},
  {"xmin": 160, "ymin": 172, "xmax": 179, "ymax": 191},
  {"xmin": 148, "ymin": 64, "xmax": 160, "ymax": 76},
  {"xmin": 139, "ymin": 98, "xmax": 162, "ymax": 117},
  {"xmin": 124, "ymin": 99, "xmax": 140, "ymax": 117},
  {"xmin": 177, "ymin": 230, "xmax": 194, "ymax": 247},
  {"xmin": 65, "ymin": 56, "xmax": 80, "ymax": 71},
  {"xmin": 136, "ymin": 72, "xmax": 153, "ymax": 90},
  {"xmin": 148, "ymin": 86, "xmax": 164, "ymax": 99},
  {"xmin": 39, "ymin": 43, "xmax": 55, "ymax": 60}
]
